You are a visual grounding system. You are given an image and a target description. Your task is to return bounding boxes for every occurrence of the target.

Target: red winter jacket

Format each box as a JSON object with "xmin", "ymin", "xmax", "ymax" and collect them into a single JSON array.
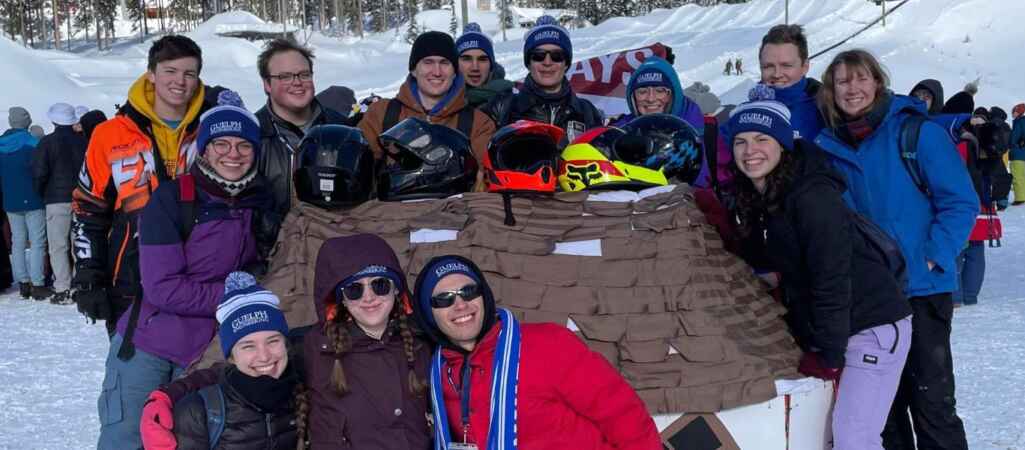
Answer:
[{"xmin": 440, "ymin": 321, "xmax": 661, "ymax": 450}]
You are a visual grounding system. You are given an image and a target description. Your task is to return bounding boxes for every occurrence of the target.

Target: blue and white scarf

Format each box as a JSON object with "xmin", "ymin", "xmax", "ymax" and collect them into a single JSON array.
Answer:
[{"xmin": 430, "ymin": 308, "xmax": 521, "ymax": 450}]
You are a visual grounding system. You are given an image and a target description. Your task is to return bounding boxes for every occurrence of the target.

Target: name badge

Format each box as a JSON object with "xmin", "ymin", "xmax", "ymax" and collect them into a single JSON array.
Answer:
[{"xmin": 448, "ymin": 444, "xmax": 479, "ymax": 450}]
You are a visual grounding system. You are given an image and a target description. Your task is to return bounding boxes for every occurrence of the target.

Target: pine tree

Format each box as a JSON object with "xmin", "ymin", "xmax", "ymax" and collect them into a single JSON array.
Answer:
[
  {"xmin": 423, "ymin": 0, "xmax": 442, "ymax": 9},
  {"xmin": 448, "ymin": 0, "xmax": 457, "ymax": 35},
  {"xmin": 404, "ymin": 11, "xmax": 418, "ymax": 42}
]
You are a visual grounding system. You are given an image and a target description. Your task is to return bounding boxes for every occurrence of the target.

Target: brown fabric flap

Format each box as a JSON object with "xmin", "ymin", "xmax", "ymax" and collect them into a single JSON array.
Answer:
[
  {"xmin": 630, "ymin": 208, "xmax": 678, "ymax": 232},
  {"xmin": 580, "ymin": 338, "xmax": 619, "ymax": 367},
  {"xmin": 497, "ymin": 278, "xmax": 545, "ymax": 309},
  {"xmin": 620, "ymin": 360, "xmax": 682, "ymax": 389},
  {"xmin": 582, "ymin": 200, "xmax": 636, "ymax": 217},
  {"xmin": 570, "ymin": 314, "xmax": 626, "ymax": 342},
  {"xmin": 656, "ymin": 229, "xmax": 707, "ymax": 258},
  {"xmin": 596, "ymin": 286, "xmax": 669, "ymax": 315},
  {"xmin": 626, "ymin": 314, "xmax": 681, "ymax": 341},
  {"xmin": 540, "ymin": 285, "xmax": 597, "ymax": 314},
  {"xmin": 520, "ymin": 254, "xmax": 580, "ymax": 286},
  {"xmin": 619, "ymin": 339, "xmax": 670, "ymax": 363},
  {"xmin": 522, "ymin": 309, "xmax": 570, "ymax": 328},
  {"xmin": 578, "ymin": 258, "xmax": 638, "ymax": 287},
  {"xmin": 670, "ymin": 336, "xmax": 727, "ymax": 363},
  {"xmin": 464, "ymin": 222, "xmax": 554, "ymax": 255},
  {"xmin": 602, "ymin": 236, "xmax": 658, "ymax": 260},
  {"xmin": 677, "ymin": 310, "xmax": 723, "ymax": 337}
]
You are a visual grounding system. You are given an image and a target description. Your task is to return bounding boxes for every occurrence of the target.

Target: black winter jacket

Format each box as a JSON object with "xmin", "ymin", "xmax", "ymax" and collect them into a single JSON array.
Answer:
[
  {"xmin": 32, "ymin": 125, "xmax": 87, "ymax": 204},
  {"xmin": 483, "ymin": 77, "xmax": 603, "ymax": 142},
  {"xmin": 254, "ymin": 101, "xmax": 350, "ymax": 258},
  {"xmin": 740, "ymin": 142, "xmax": 912, "ymax": 368},
  {"xmin": 173, "ymin": 367, "xmax": 298, "ymax": 450}
]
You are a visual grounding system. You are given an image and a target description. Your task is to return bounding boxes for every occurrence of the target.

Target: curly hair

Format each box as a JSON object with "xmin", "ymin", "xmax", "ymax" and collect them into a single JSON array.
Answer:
[{"xmin": 731, "ymin": 151, "xmax": 799, "ymax": 239}]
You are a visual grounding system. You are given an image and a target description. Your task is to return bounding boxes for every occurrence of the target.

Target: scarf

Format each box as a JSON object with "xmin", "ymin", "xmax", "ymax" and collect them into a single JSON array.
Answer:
[
  {"xmin": 835, "ymin": 92, "xmax": 893, "ymax": 147},
  {"xmin": 430, "ymin": 308, "xmax": 521, "ymax": 450},
  {"xmin": 226, "ymin": 364, "xmax": 297, "ymax": 413},
  {"xmin": 195, "ymin": 156, "xmax": 258, "ymax": 197}
]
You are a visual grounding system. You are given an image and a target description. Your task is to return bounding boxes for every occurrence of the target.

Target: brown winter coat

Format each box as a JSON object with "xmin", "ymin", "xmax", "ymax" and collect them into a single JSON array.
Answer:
[
  {"xmin": 303, "ymin": 234, "xmax": 432, "ymax": 450},
  {"xmin": 358, "ymin": 78, "xmax": 497, "ymax": 163}
]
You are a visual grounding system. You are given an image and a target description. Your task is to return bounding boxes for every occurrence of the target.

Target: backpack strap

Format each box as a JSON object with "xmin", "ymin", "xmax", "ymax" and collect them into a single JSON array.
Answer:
[
  {"xmin": 703, "ymin": 117, "xmax": 720, "ymax": 195},
  {"xmin": 178, "ymin": 173, "xmax": 198, "ymax": 239},
  {"xmin": 899, "ymin": 114, "xmax": 930, "ymax": 197},
  {"xmin": 456, "ymin": 107, "xmax": 475, "ymax": 139},
  {"xmin": 197, "ymin": 385, "xmax": 226, "ymax": 449},
  {"xmin": 382, "ymin": 99, "xmax": 402, "ymax": 134}
]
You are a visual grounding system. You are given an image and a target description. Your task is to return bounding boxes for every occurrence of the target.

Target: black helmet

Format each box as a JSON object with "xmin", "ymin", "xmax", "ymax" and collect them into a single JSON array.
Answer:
[
  {"xmin": 377, "ymin": 117, "xmax": 478, "ymax": 201},
  {"xmin": 294, "ymin": 124, "xmax": 375, "ymax": 209},
  {"xmin": 615, "ymin": 113, "xmax": 705, "ymax": 185}
]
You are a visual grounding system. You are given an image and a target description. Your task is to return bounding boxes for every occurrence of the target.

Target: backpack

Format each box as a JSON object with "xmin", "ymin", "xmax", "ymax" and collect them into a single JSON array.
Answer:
[
  {"xmin": 897, "ymin": 113, "xmax": 932, "ymax": 197},
  {"xmin": 850, "ymin": 211, "xmax": 909, "ymax": 289},
  {"xmin": 197, "ymin": 384, "xmax": 227, "ymax": 448}
]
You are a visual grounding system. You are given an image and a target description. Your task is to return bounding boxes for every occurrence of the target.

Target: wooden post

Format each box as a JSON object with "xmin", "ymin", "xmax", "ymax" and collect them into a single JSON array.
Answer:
[
  {"xmin": 459, "ymin": 0, "xmax": 467, "ymax": 29},
  {"xmin": 881, "ymin": 0, "xmax": 886, "ymax": 27},
  {"xmin": 785, "ymin": 0, "xmax": 789, "ymax": 25}
]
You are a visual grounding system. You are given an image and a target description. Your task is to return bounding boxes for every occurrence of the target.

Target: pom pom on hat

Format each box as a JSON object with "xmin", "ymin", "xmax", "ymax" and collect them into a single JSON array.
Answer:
[
  {"xmin": 456, "ymin": 22, "xmax": 495, "ymax": 64},
  {"xmin": 748, "ymin": 84, "xmax": 776, "ymax": 102},
  {"xmin": 216, "ymin": 271, "xmax": 289, "ymax": 358},
  {"xmin": 523, "ymin": 15, "xmax": 572, "ymax": 67}
]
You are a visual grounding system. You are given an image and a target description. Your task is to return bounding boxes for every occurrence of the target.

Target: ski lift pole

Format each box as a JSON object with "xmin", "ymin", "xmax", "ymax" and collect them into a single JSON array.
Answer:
[
  {"xmin": 785, "ymin": 0, "xmax": 788, "ymax": 25},
  {"xmin": 881, "ymin": 0, "xmax": 886, "ymax": 27}
]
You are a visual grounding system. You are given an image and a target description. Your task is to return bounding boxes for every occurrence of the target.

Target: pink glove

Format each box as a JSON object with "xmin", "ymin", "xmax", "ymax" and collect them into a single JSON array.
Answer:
[{"xmin": 140, "ymin": 390, "xmax": 177, "ymax": 450}]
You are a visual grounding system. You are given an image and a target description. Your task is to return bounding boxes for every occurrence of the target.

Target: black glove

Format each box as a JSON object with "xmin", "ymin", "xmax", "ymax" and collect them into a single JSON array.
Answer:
[{"xmin": 74, "ymin": 287, "xmax": 113, "ymax": 323}]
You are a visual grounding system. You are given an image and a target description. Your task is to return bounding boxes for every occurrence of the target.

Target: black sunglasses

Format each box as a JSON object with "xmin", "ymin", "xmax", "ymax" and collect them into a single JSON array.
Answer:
[
  {"xmin": 430, "ymin": 283, "xmax": 482, "ymax": 308},
  {"xmin": 339, "ymin": 277, "xmax": 394, "ymax": 301},
  {"xmin": 529, "ymin": 50, "xmax": 566, "ymax": 63}
]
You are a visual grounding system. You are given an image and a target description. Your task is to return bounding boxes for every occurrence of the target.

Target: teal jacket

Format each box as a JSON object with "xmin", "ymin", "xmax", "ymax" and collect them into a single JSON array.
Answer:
[{"xmin": 0, "ymin": 129, "xmax": 43, "ymax": 212}]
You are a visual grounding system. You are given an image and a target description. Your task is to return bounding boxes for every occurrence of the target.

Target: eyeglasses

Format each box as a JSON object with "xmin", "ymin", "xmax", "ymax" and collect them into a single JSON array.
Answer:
[
  {"xmin": 634, "ymin": 87, "xmax": 672, "ymax": 98},
  {"xmin": 429, "ymin": 283, "xmax": 482, "ymax": 308},
  {"xmin": 209, "ymin": 139, "xmax": 255, "ymax": 156},
  {"xmin": 268, "ymin": 71, "xmax": 314, "ymax": 83},
  {"xmin": 529, "ymin": 50, "xmax": 566, "ymax": 64},
  {"xmin": 340, "ymin": 277, "xmax": 395, "ymax": 302}
]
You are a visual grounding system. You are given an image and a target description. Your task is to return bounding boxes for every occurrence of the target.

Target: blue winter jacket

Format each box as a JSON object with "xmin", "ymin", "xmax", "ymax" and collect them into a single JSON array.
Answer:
[
  {"xmin": 614, "ymin": 57, "xmax": 705, "ymax": 131},
  {"xmin": 767, "ymin": 77, "xmax": 825, "ymax": 143},
  {"xmin": 1010, "ymin": 115, "xmax": 1025, "ymax": 161},
  {"xmin": 814, "ymin": 95, "xmax": 978, "ymax": 298},
  {"xmin": 0, "ymin": 128, "xmax": 44, "ymax": 212}
]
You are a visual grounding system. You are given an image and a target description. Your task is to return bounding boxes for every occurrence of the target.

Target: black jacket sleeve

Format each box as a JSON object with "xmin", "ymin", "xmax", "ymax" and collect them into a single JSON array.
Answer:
[
  {"xmin": 160, "ymin": 365, "xmax": 224, "ymax": 403},
  {"xmin": 172, "ymin": 393, "xmax": 211, "ymax": 450},
  {"xmin": 31, "ymin": 135, "xmax": 51, "ymax": 197},
  {"xmin": 792, "ymin": 185, "xmax": 853, "ymax": 368}
]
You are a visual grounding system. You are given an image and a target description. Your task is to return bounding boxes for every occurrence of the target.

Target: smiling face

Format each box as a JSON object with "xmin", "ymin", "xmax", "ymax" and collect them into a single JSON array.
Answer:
[
  {"xmin": 147, "ymin": 57, "xmax": 200, "ymax": 118},
  {"xmin": 203, "ymin": 136, "xmax": 255, "ymax": 181},
  {"xmin": 413, "ymin": 56, "xmax": 456, "ymax": 106},
  {"xmin": 528, "ymin": 44, "xmax": 568, "ymax": 93},
  {"xmin": 230, "ymin": 330, "xmax": 288, "ymax": 379},
  {"xmin": 634, "ymin": 86, "xmax": 673, "ymax": 115},
  {"xmin": 832, "ymin": 63, "xmax": 879, "ymax": 119},
  {"xmin": 342, "ymin": 277, "xmax": 396, "ymax": 338},
  {"xmin": 759, "ymin": 43, "xmax": 809, "ymax": 89},
  {"xmin": 459, "ymin": 49, "xmax": 492, "ymax": 88},
  {"xmin": 430, "ymin": 273, "xmax": 485, "ymax": 351},
  {"xmin": 732, "ymin": 131, "xmax": 784, "ymax": 193},
  {"xmin": 263, "ymin": 50, "xmax": 315, "ymax": 117}
]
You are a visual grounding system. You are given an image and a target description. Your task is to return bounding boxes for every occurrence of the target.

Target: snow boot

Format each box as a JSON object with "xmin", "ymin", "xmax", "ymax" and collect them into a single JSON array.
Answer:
[
  {"xmin": 19, "ymin": 282, "xmax": 32, "ymax": 299},
  {"xmin": 50, "ymin": 290, "xmax": 73, "ymax": 305},
  {"xmin": 31, "ymin": 285, "xmax": 54, "ymax": 301}
]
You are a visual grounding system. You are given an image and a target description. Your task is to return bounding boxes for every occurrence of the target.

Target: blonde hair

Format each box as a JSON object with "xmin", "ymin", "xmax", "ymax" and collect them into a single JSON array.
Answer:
[{"xmin": 817, "ymin": 49, "xmax": 891, "ymax": 128}]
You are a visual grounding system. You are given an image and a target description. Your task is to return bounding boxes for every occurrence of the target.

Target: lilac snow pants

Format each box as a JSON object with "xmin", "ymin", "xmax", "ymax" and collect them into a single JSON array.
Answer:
[{"xmin": 832, "ymin": 316, "xmax": 912, "ymax": 450}]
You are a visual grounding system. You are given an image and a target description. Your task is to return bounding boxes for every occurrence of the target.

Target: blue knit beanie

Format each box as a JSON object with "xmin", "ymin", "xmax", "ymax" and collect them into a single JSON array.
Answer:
[
  {"xmin": 523, "ymin": 15, "xmax": 572, "ymax": 67},
  {"xmin": 724, "ymin": 85, "xmax": 795, "ymax": 151},
  {"xmin": 415, "ymin": 256, "xmax": 482, "ymax": 328},
  {"xmin": 456, "ymin": 23, "xmax": 495, "ymax": 64},
  {"xmin": 196, "ymin": 105, "xmax": 261, "ymax": 156},
  {"xmin": 631, "ymin": 66, "xmax": 673, "ymax": 90},
  {"xmin": 216, "ymin": 272, "xmax": 290, "ymax": 358}
]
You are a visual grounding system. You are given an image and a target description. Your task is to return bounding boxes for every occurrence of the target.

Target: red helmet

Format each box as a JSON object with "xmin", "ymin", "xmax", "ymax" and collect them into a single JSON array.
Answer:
[{"xmin": 483, "ymin": 120, "xmax": 565, "ymax": 193}]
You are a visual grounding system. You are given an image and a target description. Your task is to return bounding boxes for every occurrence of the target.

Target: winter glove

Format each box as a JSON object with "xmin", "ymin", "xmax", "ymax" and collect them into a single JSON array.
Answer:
[
  {"xmin": 798, "ymin": 352, "xmax": 842, "ymax": 381},
  {"xmin": 74, "ymin": 287, "xmax": 112, "ymax": 323},
  {"xmin": 140, "ymin": 390, "xmax": 176, "ymax": 450}
]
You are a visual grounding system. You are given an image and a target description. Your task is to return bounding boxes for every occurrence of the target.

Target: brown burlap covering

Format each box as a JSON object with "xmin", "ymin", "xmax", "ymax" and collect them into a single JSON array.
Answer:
[{"xmin": 200, "ymin": 185, "xmax": 801, "ymax": 414}]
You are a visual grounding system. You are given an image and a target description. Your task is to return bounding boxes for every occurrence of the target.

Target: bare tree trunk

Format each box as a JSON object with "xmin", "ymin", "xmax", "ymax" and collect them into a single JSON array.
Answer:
[{"xmin": 158, "ymin": 0, "xmax": 165, "ymax": 32}]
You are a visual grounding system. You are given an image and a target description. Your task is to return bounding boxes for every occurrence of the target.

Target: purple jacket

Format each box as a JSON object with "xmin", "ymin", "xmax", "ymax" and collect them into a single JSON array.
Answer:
[{"xmin": 119, "ymin": 172, "xmax": 263, "ymax": 367}]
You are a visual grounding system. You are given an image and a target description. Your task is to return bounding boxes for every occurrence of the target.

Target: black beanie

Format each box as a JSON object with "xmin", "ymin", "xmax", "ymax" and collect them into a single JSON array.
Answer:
[
  {"xmin": 409, "ymin": 31, "xmax": 458, "ymax": 71},
  {"xmin": 942, "ymin": 91, "xmax": 975, "ymax": 115}
]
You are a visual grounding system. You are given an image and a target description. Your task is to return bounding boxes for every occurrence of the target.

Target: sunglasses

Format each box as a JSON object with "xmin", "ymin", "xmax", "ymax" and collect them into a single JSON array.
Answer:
[
  {"xmin": 429, "ymin": 283, "xmax": 482, "ymax": 308},
  {"xmin": 529, "ymin": 50, "xmax": 566, "ymax": 64},
  {"xmin": 339, "ymin": 277, "xmax": 394, "ymax": 302}
]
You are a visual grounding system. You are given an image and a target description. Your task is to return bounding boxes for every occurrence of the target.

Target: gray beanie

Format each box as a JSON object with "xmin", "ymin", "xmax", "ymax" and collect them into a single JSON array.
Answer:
[
  {"xmin": 683, "ymin": 82, "xmax": 721, "ymax": 116},
  {"xmin": 8, "ymin": 107, "xmax": 31, "ymax": 129}
]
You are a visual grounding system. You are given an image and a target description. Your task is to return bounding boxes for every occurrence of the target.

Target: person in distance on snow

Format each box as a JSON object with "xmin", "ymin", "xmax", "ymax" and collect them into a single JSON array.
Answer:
[
  {"xmin": 484, "ymin": 15, "xmax": 604, "ymax": 142},
  {"xmin": 813, "ymin": 48, "xmax": 977, "ymax": 450},
  {"xmin": 725, "ymin": 95, "xmax": 912, "ymax": 450},
  {"xmin": 456, "ymin": 23, "xmax": 515, "ymax": 110},
  {"xmin": 95, "ymin": 103, "xmax": 269, "ymax": 450},
  {"xmin": 141, "ymin": 234, "xmax": 432, "ymax": 449},
  {"xmin": 411, "ymin": 255, "xmax": 660, "ymax": 450},
  {"xmin": 159, "ymin": 272, "xmax": 301, "ymax": 450}
]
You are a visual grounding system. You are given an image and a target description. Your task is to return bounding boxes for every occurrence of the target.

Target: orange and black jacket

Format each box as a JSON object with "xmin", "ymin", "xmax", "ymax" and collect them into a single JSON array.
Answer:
[{"xmin": 71, "ymin": 75, "xmax": 208, "ymax": 303}]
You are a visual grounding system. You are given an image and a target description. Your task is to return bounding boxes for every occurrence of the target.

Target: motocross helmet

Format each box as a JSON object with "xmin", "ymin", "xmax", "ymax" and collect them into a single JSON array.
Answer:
[
  {"xmin": 615, "ymin": 113, "xmax": 704, "ymax": 186},
  {"xmin": 377, "ymin": 117, "xmax": 478, "ymax": 201},
  {"xmin": 484, "ymin": 120, "xmax": 565, "ymax": 193},
  {"xmin": 558, "ymin": 127, "xmax": 637, "ymax": 192},
  {"xmin": 294, "ymin": 124, "xmax": 375, "ymax": 209}
]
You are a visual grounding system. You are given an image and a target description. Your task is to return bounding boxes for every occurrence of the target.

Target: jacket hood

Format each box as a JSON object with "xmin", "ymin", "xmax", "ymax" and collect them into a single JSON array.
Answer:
[
  {"xmin": 884, "ymin": 93, "xmax": 929, "ymax": 123},
  {"xmin": 79, "ymin": 110, "xmax": 108, "ymax": 140},
  {"xmin": 909, "ymin": 79, "xmax": 945, "ymax": 115},
  {"xmin": 784, "ymin": 141, "xmax": 849, "ymax": 209},
  {"xmin": 0, "ymin": 128, "xmax": 37, "ymax": 153},
  {"xmin": 411, "ymin": 255, "xmax": 498, "ymax": 352},
  {"xmin": 626, "ymin": 57, "xmax": 685, "ymax": 117},
  {"xmin": 313, "ymin": 234, "xmax": 410, "ymax": 324}
]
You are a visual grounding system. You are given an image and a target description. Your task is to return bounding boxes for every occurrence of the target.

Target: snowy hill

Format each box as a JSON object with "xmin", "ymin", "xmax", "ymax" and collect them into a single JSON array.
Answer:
[{"xmin": 4, "ymin": 0, "xmax": 1023, "ymax": 130}]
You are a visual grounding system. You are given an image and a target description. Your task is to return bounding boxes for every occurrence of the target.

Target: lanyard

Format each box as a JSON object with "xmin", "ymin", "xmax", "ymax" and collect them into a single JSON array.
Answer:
[{"xmin": 446, "ymin": 356, "xmax": 474, "ymax": 443}]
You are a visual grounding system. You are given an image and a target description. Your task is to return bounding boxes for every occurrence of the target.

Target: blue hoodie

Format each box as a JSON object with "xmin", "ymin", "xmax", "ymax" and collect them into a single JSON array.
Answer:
[
  {"xmin": 614, "ymin": 57, "xmax": 704, "ymax": 131},
  {"xmin": 814, "ymin": 95, "xmax": 978, "ymax": 298},
  {"xmin": 1011, "ymin": 115, "xmax": 1025, "ymax": 161},
  {"xmin": 0, "ymin": 128, "xmax": 43, "ymax": 212},
  {"xmin": 766, "ymin": 77, "xmax": 825, "ymax": 142}
]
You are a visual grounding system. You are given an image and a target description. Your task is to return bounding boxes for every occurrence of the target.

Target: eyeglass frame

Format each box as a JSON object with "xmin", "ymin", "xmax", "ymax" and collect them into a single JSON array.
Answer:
[
  {"xmin": 208, "ymin": 138, "xmax": 255, "ymax": 156},
  {"xmin": 634, "ymin": 86, "xmax": 673, "ymax": 99},
  {"xmin": 339, "ymin": 277, "xmax": 396, "ymax": 302},
  {"xmin": 267, "ymin": 71, "xmax": 314, "ymax": 83}
]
